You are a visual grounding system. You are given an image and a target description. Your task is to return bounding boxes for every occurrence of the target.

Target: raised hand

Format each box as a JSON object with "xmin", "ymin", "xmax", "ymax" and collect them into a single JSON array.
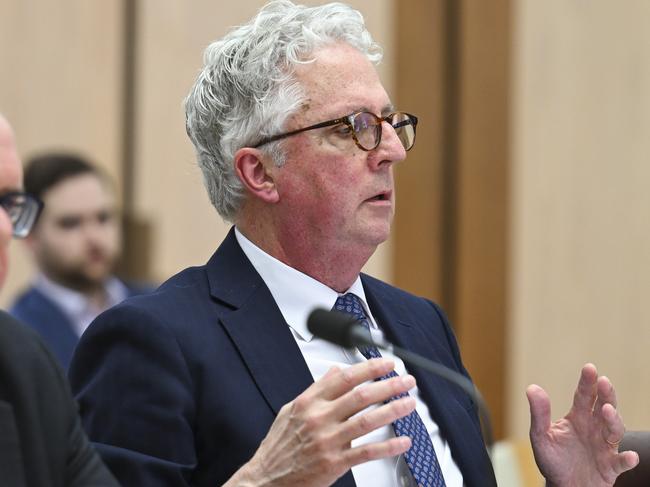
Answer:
[
  {"xmin": 527, "ymin": 363, "xmax": 639, "ymax": 487},
  {"xmin": 226, "ymin": 358, "xmax": 415, "ymax": 487}
]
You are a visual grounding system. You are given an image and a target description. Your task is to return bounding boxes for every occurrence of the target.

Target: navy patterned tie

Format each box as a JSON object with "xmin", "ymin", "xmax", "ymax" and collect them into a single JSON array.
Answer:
[{"xmin": 333, "ymin": 293, "xmax": 446, "ymax": 487}]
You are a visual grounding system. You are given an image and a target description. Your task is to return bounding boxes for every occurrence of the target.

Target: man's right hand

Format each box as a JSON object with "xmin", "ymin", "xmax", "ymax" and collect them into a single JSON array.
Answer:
[{"xmin": 224, "ymin": 358, "xmax": 415, "ymax": 487}]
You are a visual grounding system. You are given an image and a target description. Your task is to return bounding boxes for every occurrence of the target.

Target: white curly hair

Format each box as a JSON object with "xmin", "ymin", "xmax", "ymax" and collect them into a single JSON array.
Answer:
[{"xmin": 184, "ymin": 0, "xmax": 382, "ymax": 221}]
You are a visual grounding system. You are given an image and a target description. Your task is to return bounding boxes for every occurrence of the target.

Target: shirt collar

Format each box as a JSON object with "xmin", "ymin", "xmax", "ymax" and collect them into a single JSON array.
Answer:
[
  {"xmin": 35, "ymin": 273, "xmax": 129, "ymax": 320},
  {"xmin": 235, "ymin": 227, "xmax": 372, "ymax": 342}
]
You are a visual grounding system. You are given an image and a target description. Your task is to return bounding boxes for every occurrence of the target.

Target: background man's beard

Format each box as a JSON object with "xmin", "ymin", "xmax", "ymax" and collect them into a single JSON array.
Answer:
[
  {"xmin": 55, "ymin": 270, "xmax": 108, "ymax": 293},
  {"xmin": 42, "ymin": 258, "xmax": 115, "ymax": 293}
]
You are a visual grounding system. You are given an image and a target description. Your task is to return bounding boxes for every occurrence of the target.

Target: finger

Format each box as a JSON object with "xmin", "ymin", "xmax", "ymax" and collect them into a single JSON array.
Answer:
[
  {"xmin": 611, "ymin": 450, "xmax": 640, "ymax": 476},
  {"xmin": 571, "ymin": 363, "xmax": 598, "ymax": 413},
  {"xmin": 333, "ymin": 374, "xmax": 416, "ymax": 420},
  {"xmin": 593, "ymin": 376, "xmax": 617, "ymax": 418},
  {"xmin": 600, "ymin": 403, "xmax": 626, "ymax": 447},
  {"xmin": 337, "ymin": 395, "xmax": 416, "ymax": 444},
  {"xmin": 305, "ymin": 359, "xmax": 396, "ymax": 402},
  {"xmin": 527, "ymin": 384, "xmax": 551, "ymax": 439},
  {"xmin": 342, "ymin": 435, "xmax": 412, "ymax": 468}
]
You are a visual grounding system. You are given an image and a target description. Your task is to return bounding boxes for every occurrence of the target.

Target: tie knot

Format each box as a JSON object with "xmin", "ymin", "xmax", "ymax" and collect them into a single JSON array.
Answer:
[{"xmin": 333, "ymin": 293, "xmax": 368, "ymax": 326}]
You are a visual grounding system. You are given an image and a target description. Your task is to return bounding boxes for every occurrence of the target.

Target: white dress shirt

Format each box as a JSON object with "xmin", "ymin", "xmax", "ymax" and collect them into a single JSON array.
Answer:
[{"xmin": 235, "ymin": 228, "xmax": 463, "ymax": 487}]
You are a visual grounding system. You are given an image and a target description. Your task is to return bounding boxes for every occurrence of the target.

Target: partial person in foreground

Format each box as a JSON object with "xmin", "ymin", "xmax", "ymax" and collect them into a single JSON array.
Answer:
[
  {"xmin": 10, "ymin": 153, "xmax": 151, "ymax": 369},
  {"xmin": 68, "ymin": 2, "xmax": 639, "ymax": 486},
  {"xmin": 0, "ymin": 114, "xmax": 118, "ymax": 486}
]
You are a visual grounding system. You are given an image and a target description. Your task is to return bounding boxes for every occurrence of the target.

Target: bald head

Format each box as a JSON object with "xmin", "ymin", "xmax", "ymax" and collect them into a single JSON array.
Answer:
[
  {"xmin": 0, "ymin": 115, "xmax": 21, "ymax": 174},
  {"xmin": 0, "ymin": 114, "xmax": 25, "ymax": 289},
  {"xmin": 0, "ymin": 114, "xmax": 15, "ymax": 149}
]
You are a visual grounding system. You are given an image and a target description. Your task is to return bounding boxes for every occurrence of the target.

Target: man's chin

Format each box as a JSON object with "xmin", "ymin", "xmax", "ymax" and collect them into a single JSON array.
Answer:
[
  {"xmin": 343, "ymin": 229, "xmax": 390, "ymax": 259},
  {"xmin": 361, "ymin": 221, "xmax": 392, "ymax": 247},
  {"xmin": 58, "ymin": 267, "xmax": 113, "ymax": 291},
  {"xmin": 82, "ymin": 271, "xmax": 112, "ymax": 287},
  {"xmin": 83, "ymin": 261, "xmax": 115, "ymax": 279}
]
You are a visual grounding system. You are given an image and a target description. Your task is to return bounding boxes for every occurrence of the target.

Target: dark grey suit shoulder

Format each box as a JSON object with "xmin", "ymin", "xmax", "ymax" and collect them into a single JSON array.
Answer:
[{"xmin": 0, "ymin": 310, "xmax": 118, "ymax": 487}]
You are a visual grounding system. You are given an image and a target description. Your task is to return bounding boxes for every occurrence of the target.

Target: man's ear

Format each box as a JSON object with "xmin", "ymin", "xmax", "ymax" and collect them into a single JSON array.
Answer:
[{"xmin": 234, "ymin": 148, "xmax": 280, "ymax": 204}]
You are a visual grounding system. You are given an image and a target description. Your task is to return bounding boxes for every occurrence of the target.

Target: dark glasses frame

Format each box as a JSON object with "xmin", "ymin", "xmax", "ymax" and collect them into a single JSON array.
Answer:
[
  {"xmin": 252, "ymin": 111, "xmax": 418, "ymax": 152},
  {"xmin": 0, "ymin": 191, "xmax": 44, "ymax": 238}
]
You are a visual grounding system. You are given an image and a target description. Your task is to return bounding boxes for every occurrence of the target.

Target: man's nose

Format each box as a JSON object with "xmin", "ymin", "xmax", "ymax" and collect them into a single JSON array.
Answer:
[
  {"xmin": 370, "ymin": 121, "xmax": 407, "ymax": 168},
  {"xmin": 83, "ymin": 220, "xmax": 107, "ymax": 242}
]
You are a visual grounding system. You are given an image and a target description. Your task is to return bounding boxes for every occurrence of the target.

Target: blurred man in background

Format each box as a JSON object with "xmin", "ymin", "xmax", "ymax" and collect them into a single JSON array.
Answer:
[
  {"xmin": 0, "ymin": 113, "xmax": 118, "ymax": 486},
  {"xmin": 10, "ymin": 153, "xmax": 150, "ymax": 369}
]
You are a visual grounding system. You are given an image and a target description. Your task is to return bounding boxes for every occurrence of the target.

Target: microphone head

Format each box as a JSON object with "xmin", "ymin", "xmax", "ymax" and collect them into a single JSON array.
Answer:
[{"xmin": 307, "ymin": 308, "xmax": 361, "ymax": 349}]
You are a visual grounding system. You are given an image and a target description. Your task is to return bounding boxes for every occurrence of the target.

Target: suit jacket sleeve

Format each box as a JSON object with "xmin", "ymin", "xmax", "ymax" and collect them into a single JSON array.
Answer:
[
  {"xmin": 69, "ymin": 302, "xmax": 199, "ymax": 486},
  {"xmin": 66, "ymin": 411, "xmax": 120, "ymax": 487}
]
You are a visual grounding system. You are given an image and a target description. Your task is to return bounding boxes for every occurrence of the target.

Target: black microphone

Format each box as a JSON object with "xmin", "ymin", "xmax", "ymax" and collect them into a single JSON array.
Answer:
[
  {"xmin": 307, "ymin": 308, "xmax": 494, "ymax": 449},
  {"xmin": 307, "ymin": 308, "xmax": 373, "ymax": 348}
]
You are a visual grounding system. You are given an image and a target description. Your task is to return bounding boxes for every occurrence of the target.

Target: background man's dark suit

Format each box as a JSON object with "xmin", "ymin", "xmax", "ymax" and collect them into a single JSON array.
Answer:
[
  {"xmin": 10, "ymin": 284, "xmax": 151, "ymax": 369},
  {"xmin": 69, "ymin": 229, "xmax": 495, "ymax": 486},
  {"xmin": 0, "ymin": 310, "xmax": 117, "ymax": 487}
]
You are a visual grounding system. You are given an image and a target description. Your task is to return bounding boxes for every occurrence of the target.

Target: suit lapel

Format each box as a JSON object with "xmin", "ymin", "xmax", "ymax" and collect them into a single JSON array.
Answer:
[
  {"xmin": 362, "ymin": 277, "xmax": 459, "ymax": 410},
  {"xmin": 206, "ymin": 228, "xmax": 314, "ymax": 415},
  {"xmin": 362, "ymin": 276, "xmax": 491, "ymax": 486},
  {"xmin": 205, "ymin": 229, "xmax": 357, "ymax": 487},
  {"xmin": 220, "ymin": 286, "xmax": 315, "ymax": 415},
  {"xmin": 20, "ymin": 290, "xmax": 79, "ymax": 369},
  {"xmin": 221, "ymin": 288, "xmax": 358, "ymax": 487}
]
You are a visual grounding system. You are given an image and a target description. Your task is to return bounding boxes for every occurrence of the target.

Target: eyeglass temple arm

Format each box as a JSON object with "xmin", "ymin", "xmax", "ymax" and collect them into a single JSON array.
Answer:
[{"xmin": 252, "ymin": 117, "xmax": 347, "ymax": 148}]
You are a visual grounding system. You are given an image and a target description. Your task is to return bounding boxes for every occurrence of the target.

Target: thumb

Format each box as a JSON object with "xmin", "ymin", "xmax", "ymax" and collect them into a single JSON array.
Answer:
[{"xmin": 527, "ymin": 384, "xmax": 551, "ymax": 439}]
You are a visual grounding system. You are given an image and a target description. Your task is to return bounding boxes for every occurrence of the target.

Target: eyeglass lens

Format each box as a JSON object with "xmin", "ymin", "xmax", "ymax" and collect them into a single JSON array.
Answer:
[
  {"xmin": 1, "ymin": 193, "xmax": 41, "ymax": 238},
  {"xmin": 350, "ymin": 112, "xmax": 416, "ymax": 151}
]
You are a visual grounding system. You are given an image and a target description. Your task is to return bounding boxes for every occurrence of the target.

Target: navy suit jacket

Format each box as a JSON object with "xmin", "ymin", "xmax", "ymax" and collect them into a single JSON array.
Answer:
[
  {"xmin": 10, "ymin": 281, "xmax": 151, "ymax": 370},
  {"xmin": 69, "ymin": 229, "xmax": 495, "ymax": 486}
]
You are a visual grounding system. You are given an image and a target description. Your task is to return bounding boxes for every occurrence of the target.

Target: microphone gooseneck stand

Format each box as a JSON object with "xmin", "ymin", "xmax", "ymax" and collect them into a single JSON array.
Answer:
[{"xmin": 307, "ymin": 308, "xmax": 494, "ymax": 451}]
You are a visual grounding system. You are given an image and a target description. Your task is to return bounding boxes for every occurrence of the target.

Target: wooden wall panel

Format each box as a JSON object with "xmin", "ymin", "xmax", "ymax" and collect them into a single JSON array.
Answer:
[
  {"xmin": 509, "ymin": 0, "xmax": 650, "ymax": 439},
  {"xmin": 454, "ymin": 0, "xmax": 511, "ymax": 441},
  {"xmin": 394, "ymin": 1, "xmax": 448, "ymax": 303},
  {"xmin": 0, "ymin": 0, "xmax": 123, "ymax": 306},
  {"xmin": 394, "ymin": 0, "xmax": 510, "ymax": 440}
]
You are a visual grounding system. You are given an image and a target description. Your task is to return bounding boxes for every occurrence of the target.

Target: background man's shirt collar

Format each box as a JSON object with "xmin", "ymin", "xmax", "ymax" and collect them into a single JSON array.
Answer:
[{"xmin": 34, "ymin": 273, "xmax": 129, "ymax": 336}]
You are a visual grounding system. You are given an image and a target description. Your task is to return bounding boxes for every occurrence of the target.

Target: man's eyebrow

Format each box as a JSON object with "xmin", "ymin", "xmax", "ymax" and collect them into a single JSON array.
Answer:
[
  {"xmin": 382, "ymin": 103, "xmax": 395, "ymax": 115},
  {"xmin": 347, "ymin": 104, "xmax": 395, "ymax": 115}
]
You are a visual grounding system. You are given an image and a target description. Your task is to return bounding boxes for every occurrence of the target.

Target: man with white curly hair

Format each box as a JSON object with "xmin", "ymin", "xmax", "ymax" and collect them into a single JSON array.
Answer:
[{"xmin": 69, "ymin": 2, "xmax": 639, "ymax": 486}]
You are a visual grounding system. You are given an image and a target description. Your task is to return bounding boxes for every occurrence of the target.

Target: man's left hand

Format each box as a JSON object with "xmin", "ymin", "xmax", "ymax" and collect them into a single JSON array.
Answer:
[{"xmin": 527, "ymin": 363, "xmax": 639, "ymax": 487}]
